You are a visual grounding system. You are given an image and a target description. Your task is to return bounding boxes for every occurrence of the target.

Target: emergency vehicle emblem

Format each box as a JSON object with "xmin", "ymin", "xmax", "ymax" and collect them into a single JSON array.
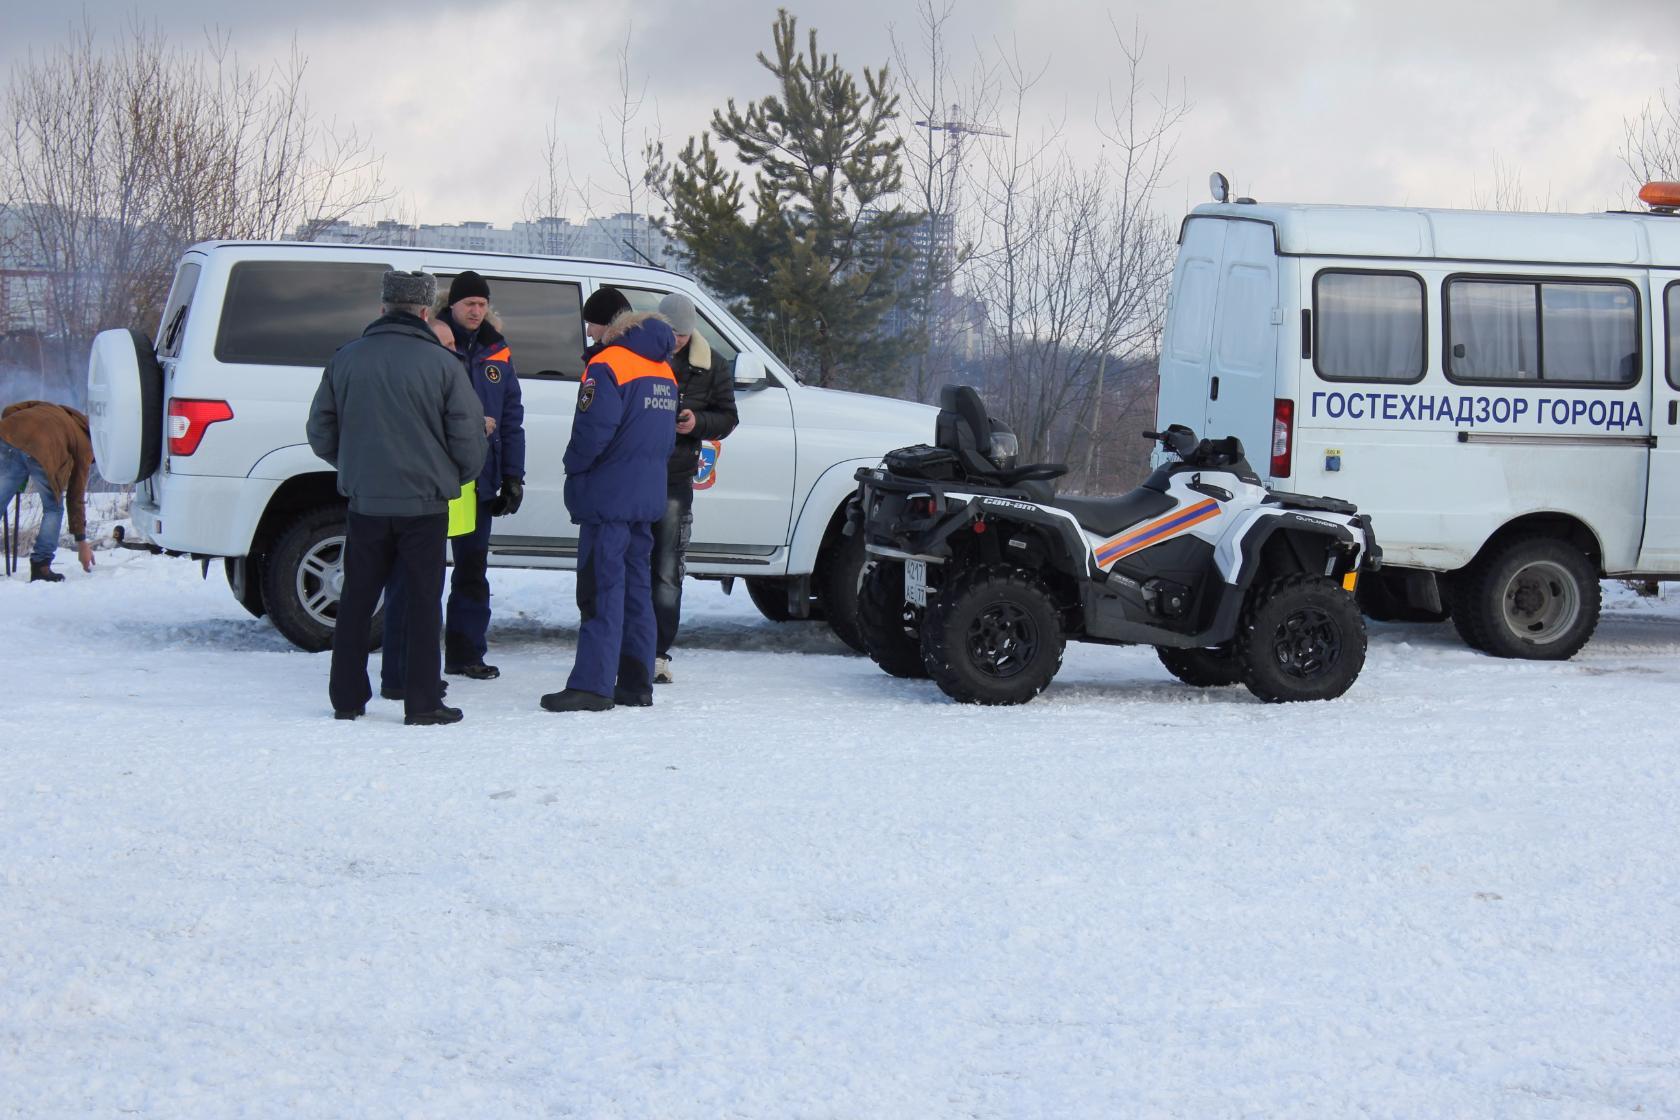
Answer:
[
  {"xmin": 694, "ymin": 441, "xmax": 722, "ymax": 490},
  {"xmin": 484, "ymin": 365, "xmax": 502, "ymax": 383},
  {"xmin": 578, "ymin": 379, "xmax": 595, "ymax": 411}
]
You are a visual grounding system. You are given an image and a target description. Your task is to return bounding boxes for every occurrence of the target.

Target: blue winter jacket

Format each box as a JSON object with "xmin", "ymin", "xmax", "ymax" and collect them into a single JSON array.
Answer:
[
  {"xmin": 439, "ymin": 309, "xmax": 525, "ymax": 497},
  {"xmin": 562, "ymin": 314, "xmax": 679, "ymax": 524}
]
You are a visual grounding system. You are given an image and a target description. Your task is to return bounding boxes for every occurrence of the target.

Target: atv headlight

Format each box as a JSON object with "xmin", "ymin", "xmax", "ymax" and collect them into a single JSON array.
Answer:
[{"xmin": 988, "ymin": 430, "xmax": 1018, "ymax": 472}]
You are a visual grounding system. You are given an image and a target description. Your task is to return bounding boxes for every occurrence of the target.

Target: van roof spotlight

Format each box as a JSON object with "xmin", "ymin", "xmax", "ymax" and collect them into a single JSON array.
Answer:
[{"xmin": 1210, "ymin": 171, "xmax": 1230, "ymax": 204}]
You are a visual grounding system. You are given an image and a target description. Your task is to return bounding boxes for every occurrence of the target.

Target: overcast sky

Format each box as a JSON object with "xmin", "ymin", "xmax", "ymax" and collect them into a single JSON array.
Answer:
[{"xmin": 4, "ymin": 0, "xmax": 1677, "ymax": 227}]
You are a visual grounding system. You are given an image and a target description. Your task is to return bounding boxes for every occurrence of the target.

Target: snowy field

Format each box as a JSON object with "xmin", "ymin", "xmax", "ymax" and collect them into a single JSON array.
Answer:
[{"xmin": 3, "ymin": 550, "xmax": 1678, "ymax": 1118}]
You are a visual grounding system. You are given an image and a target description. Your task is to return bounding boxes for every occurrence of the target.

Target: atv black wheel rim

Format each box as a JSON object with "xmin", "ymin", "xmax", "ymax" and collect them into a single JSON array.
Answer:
[
  {"xmin": 966, "ymin": 600, "xmax": 1039, "ymax": 679},
  {"xmin": 1272, "ymin": 607, "xmax": 1341, "ymax": 679}
]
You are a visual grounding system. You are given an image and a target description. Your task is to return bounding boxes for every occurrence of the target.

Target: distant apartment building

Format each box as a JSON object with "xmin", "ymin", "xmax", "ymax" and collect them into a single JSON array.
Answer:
[{"xmin": 291, "ymin": 212, "xmax": 676, "ymax": 267}]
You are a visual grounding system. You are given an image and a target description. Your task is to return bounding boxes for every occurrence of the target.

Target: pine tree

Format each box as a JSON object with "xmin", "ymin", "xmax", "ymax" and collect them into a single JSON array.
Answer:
[{"xmin": 651, "ymin": 10, "xmax": 920, "ymax": 391}]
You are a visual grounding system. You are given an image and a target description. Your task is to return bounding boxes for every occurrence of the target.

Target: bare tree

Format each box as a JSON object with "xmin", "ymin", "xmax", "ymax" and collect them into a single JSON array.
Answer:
[
  {"xmin": 966, "ymin": 25, "xmax": 1185, "ymax": 488},
  {"xmin": 596, "ymin": 25, "xmax": 663, "ymax": 265},
  {"xmin": 1470, "ymin": 152, "xmax": 1552, "ymax": 212},
  {"xmin": 1621, "ymin": 70, "xmax": 1680, "ymax": 189},
  {"xmin": 519, "ymin": 101, "xmax": 588, "ymax": 256},
  {"xmin": 889, "ymin": 0, "xmax": 998, "ymax": 402},
  {"xmin": 0, "ymin": 20, "xmax": 388, "ymax": 401}
]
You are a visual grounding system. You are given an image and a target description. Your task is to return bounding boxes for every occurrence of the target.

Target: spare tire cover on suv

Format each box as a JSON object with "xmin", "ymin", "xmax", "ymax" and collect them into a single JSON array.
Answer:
[{"xmin": 86, "ymin": 327, "xmax": 164, "ymax": 484}]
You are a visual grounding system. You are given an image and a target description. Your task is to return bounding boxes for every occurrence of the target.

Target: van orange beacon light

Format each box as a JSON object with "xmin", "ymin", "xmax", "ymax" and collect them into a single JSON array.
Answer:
[{"xmin": 1638, "ymin": 181, "xmax": 1680, "ymax": 208}]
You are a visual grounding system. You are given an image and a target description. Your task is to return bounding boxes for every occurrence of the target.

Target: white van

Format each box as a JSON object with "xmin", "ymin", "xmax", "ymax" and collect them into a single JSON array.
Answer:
[
  {"xmin": 1155, "ymin": 183, "xmax": 1680, "ymax": 659},
  {"xmin": 86, "ymin": 241, "xmax": 935, "ymax": 651}
]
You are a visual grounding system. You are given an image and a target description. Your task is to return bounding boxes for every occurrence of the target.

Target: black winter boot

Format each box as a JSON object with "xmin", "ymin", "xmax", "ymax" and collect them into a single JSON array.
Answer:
[{"xmin": 29, "ymin": 560, "xmax": 64, "ymax": 583}]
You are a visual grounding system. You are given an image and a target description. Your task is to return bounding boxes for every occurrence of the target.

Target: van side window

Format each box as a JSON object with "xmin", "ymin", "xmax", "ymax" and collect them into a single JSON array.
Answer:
[
  {"xmin": 1446, "ymin": 277, "xmax": 1639, "ymax": 386},
  {"xmin": 616, "ymin": 286, "xmax": 741, "ymax": 370},
  {"xmin": 1313, "ymin": 271, "xmax": 1425, "ymax": 383},
  {"xmin": 1667, "ymin": 282, "xmax": 1680, "ymax": 390},
  {"xmin": 436, "ymin": 275, "xmax": 585, "ymax": 380},
  {"xmin": 215, "ymin": 261, "xmax": 391, "ymax": 367}
]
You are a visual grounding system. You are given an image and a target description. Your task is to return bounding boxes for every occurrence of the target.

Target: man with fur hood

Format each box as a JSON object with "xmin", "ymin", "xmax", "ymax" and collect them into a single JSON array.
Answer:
[
  {"xmin": 0, "ymin": 400, "xmax": 95, "ymax": 581},
  {"xmin": 541, "ymin": 310, "xmax": 678, "ymax": 713}
]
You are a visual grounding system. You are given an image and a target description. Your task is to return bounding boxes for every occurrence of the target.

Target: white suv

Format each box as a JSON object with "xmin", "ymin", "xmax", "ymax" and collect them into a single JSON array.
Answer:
[{"xmin": 86, "ymin": 241, "xmax": 935, "ymax": 651}]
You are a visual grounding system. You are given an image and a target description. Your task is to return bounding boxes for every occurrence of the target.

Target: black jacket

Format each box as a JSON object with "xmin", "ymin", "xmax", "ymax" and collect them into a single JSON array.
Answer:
[
  {"xmin": 307, "ymin": 313, "xmax": 487, "ymax": 516},
  {"xmin": 668, "ymin": 334, "xmax": 739, "ymax": 483}
]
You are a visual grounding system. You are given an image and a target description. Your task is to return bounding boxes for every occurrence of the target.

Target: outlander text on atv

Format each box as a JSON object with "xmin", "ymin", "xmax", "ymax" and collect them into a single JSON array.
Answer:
[{"xmin": 851, "ymin": 386, "xmax": 1383, "ymax": 705}]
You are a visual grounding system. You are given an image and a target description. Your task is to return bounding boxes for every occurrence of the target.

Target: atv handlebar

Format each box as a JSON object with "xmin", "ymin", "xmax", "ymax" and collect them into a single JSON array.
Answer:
[{"xmin": 1145, "ymin": 426, "xmax": 1248, "ymax": 469}]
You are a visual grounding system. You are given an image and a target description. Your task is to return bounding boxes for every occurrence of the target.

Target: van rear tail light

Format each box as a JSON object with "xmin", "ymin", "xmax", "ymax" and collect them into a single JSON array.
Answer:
[
  {"xmin": 168, "ymin": 398, "xmax": 234, "ymax": 456},
  {"xmin": 1270, "ymin": 398, "xmax": 1294, "ymax": 478}
]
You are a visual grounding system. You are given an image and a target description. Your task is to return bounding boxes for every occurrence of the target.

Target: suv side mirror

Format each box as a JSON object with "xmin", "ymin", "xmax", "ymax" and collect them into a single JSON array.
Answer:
[{"xmin": 733, "ymin": 351, "xmax": 770, "ymax": 390}]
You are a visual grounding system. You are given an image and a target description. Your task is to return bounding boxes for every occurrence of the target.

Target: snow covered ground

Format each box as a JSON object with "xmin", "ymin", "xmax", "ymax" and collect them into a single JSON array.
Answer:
[{"xmin": 3, "ymin": 551, "xmax": 1678, "ymax": 1118}]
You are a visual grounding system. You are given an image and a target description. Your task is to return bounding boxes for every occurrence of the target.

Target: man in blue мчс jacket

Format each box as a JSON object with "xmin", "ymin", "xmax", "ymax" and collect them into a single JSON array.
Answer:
[
  {"xmin": 306, "ymin": 270, "xmax": 486, "ymax": 726},
  {"xmin": 435, "ymin": 270, "xmax": 526, "ymax": 679},
  {"xmin": 541, "ymin": 310, "xmax": 678, "ymax": 713}
]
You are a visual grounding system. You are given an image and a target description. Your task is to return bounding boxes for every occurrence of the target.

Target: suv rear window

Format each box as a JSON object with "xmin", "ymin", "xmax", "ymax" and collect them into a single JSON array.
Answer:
[
  {"xmin": 157, "ymin": 261, "xmax": 201, "ymax": 359},
  {"xmin": 215, "ymin": 261, "xmax": 392, "ymax": 367}
]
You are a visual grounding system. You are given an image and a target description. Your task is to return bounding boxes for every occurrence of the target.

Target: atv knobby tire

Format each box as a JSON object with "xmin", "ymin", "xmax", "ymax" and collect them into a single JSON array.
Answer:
[
  {"xmin": 1237, "ymin": 574, "xmax": 1366, "ymax": 703},
  {"xmin": 1156, "ymin": 644, "xmax": 1242, "ymax": 687},
  {"xmin": 922, "ymin": 565, "xmax": 1064, "ymax": 705},
  {"xmin": 1448, "ymin": 535, "xmax": 1599, "ymax": 660},
  {"xmin": 816, "ymin": 525, "xmax": 869, "ymax": 654},
  {"xmin": 857, "ymin": 561, "xmax": 930, "ymax": 679}
]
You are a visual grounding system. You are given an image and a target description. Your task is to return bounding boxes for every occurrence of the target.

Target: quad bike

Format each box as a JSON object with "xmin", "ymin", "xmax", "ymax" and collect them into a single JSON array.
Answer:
[{"xmin": 849, "ymin": 386, "xmax": 1382, "ymax": 705}]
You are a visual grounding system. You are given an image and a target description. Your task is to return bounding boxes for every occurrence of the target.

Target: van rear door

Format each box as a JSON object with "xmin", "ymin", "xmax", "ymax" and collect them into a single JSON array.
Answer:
[
  {"xmin": 1156, "ymin": 217, "xmax": 1225, "ymax": 438},
  {"xmin": 1157, "ymin": 216, "xmax": 1279, "ymax": 469},
  {"xmin": 1639, "ymin": 276, "xmax": 1680, "ymax": 570},
  {"xmin": 1203, "ymin": 219, "xmax": 1281, "ymax": 468}
]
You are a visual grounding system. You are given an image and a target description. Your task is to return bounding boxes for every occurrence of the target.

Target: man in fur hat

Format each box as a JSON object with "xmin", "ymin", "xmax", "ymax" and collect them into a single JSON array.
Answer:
[{"xmin": 307, "ymin": 269, "xmax": 486, "ymax": 725}]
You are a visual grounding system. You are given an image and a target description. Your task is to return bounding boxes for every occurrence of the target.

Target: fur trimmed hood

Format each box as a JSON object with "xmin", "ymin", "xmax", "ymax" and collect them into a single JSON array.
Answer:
[{"xmin": 600, "ymin": 311, "xmax": 677, "ymax": 363}]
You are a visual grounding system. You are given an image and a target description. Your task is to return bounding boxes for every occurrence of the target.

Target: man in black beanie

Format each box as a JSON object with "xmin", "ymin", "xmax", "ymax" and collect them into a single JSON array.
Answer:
[
  {"xmin": 420, "ymin": 269, "xmax": 526, "ymax": 680},
  {"xmin": 581, "ymin": 285, "xmax": 631, "ymax": 365},
  {"xmin": 307, "ymin": 270, "xmax": 486, "ymax": 725}
]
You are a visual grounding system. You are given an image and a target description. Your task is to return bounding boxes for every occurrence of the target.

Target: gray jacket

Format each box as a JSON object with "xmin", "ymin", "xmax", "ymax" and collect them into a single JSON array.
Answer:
[{"xmin": 306, "ymin": 313, "xmax": 488, "ymax": 517}]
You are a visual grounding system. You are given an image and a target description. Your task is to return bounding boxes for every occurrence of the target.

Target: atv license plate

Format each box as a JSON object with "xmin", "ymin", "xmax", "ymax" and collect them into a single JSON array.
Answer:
[{"xmin": 904, "ymin": 559, "xmax": 928, "ymax": 607}]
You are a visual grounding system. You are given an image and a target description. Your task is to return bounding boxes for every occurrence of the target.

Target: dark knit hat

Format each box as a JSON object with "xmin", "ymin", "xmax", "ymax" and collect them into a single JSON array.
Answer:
[
  {"xmin": 382, "ymin": 270, "xmax": 436, "ymax": 307},
  {"xmin": 583, "ymin": 285, "xmax": 631, "ymax": 326},
  {"xmin": 447, "ymin": 270, "xmax": 491, "ymax": 305}
]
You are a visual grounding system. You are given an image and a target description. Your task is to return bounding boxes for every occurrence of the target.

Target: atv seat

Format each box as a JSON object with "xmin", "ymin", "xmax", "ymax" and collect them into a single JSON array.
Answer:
[
  {"xmin": 936, "ymin": 385, "xmax": 1068, "ymax": 493},
  {"xmin": 1050, "ymin": 487, "xmax": 1176, "ymax": 537}
]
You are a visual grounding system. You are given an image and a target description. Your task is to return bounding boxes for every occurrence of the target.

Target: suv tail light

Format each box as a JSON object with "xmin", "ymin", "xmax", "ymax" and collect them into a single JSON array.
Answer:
[
  {"xmin": 1270, "ymin": 398, "xmax": 1294, "ymax": 478},
  {"xmin": 168, "ymin": 398, "xmax": 234, "ymax": 456}
]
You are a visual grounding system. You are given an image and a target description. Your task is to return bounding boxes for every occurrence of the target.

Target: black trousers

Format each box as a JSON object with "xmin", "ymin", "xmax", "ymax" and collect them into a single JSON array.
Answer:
[
  {"xmin": 330, "ymin": 510, "xmax": 448, "ymax": 717},
  {"xmin": 650, "ymin": 480, "xmax": 694, "ymax": 659}
]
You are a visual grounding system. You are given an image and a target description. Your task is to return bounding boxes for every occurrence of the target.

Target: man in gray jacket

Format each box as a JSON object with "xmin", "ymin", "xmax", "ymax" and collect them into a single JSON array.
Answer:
[{"xmin": 307, "ymin": 270, "xmax": 487, "ymax": 725}]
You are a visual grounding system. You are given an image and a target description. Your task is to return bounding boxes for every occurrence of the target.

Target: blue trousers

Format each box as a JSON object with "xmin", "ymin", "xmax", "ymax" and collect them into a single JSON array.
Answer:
[
  {"xmin": 0, "ymin": 440, "xmax": 63, "ymax": 565},
  {"xmin": 382, "ymin": 500, "xmax": 492, "ymax": 688},
  {"xmin": 567, "ymin": 519, "xmax": 656, "ymax": 699}
]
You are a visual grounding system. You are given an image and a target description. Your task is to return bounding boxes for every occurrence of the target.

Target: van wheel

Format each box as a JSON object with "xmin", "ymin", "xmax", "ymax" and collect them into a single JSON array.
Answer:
[
  {"xmin": 262, "ymin": 505, "xmax": 383, "ymax": 653},
  {"xmin": 224, "ymin": 556, "xmax": 266, "ymax": 619},
  {"xmin": 743, "ymin": 577, "xmax": 824, "ymax": 623},
  {"xmin": 1237, "ymin": 575, "xmax": 1366, "ymax": 703},
  {"xmin": 816, "ymin": 525, "xmax": 868, "ymax": 653},
  {"xmin": 922, "ymin": 565, "xmax": 1064, "ymax": 705},
  {"xmin": 1451, "ymin": 536, "xmax": 1599, "ymax": 660},
  {"xmin": 857, "ymin": 561, "xmax": 930, "ymax": 679},
  {"xmin": 1157, "ymin": 644, "xmax": 1242, "ymax": 687}
]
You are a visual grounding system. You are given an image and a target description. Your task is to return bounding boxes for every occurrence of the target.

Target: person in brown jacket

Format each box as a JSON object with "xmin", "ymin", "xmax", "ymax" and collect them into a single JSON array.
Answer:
[{"xmin": 0, "ymin": 400, "xmax": 95, "ymax": 581}]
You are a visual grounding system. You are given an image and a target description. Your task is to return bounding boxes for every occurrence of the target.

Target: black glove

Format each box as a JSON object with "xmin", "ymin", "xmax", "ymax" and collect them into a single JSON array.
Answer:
[{"xmin": 490, "ymin": 476, "xmax": 523, "ymax": 517}]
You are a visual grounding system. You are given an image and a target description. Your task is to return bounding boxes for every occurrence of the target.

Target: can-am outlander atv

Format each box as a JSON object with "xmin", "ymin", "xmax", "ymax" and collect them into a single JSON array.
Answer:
[{"xmin": 850, "ymin": 386, "xmax": 1382, "ymax": 705}]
